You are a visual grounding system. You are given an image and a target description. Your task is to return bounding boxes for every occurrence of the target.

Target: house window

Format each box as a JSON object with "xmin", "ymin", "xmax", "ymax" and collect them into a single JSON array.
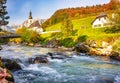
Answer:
[
  {"xmin": 94, "ymin": 24, "xmax": 101, "ymax": 27},
  {"xmin": 98, "ymin": 24, "xmax": 101, "ymax": 27},
  {"xmin": 99, "ymin": 18, "xmax": 100, "ymax": 21}
]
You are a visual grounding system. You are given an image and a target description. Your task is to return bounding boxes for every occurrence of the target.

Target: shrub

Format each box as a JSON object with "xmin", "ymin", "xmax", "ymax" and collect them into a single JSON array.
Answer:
[
  {"xmin": 50, "ymin": 32, "xmax": 62, "ymax": 39},
  {"xmin": 60, "ymin": 38, "xmax": 77, "ymax": 47},
  {"xmin": 61, "ymin": 19, "xmax": 74, "ymax": 37},
  {"xmin": 77, "ymin": 35, "xmax": 88, "ymax": 42},
  {"xmin": 112, "ymin": 40, "xmax": 120, "ymax": 52},
  {"xmin": 104, "ymin": 25, "xmax": 120, "ymax": 33},
  {"xmin": 16, "ymin": 28, "xmax": 40, "ymax": 43}
]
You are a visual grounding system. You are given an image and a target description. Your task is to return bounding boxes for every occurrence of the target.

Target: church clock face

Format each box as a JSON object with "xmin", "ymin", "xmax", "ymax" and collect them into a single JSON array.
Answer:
[{"xmin": 30, "ymin": 20, "xmax": 32, "ymax": 23}]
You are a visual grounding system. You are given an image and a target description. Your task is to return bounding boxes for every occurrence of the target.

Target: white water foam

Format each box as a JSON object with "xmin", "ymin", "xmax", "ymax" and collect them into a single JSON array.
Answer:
[
  {"xmin": 24, "ymin": 64, "xmax": 58, "ymax": 74},
  {"xmin": 114, "ymin": 74, "xmax": 120, "ymax": 83},
  {"xmin": 47, "ymin": 57, "xmax": 63, "ymax": 63}
]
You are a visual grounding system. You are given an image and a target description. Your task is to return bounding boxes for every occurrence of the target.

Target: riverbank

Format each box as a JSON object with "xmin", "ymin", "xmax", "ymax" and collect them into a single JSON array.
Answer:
[
  {"xmin": 3, "ymin": 40, "xmax": 120, "ymax": 61},
  {"xmin": 74, "ymin": 41, "xmax": 120, "ymax": 61}
]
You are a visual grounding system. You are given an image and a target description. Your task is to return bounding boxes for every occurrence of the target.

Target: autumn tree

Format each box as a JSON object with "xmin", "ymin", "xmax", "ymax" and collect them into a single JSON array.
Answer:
[
  {"xmin": 16, "ymin": 27, "xmax": 40, "ymax": 43},
  {"xmin": 42, "ymin": 0, "xmax": 119, "ymax": 28},
  {"xmin": 105, "ymin": 5, "xmax": 120, "ymax": 33}
]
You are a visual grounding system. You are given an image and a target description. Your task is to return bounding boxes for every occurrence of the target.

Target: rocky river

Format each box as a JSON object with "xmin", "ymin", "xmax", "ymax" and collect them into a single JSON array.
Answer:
[{"xmin": 0, "ymin": 45, "xmax": 120, "ymax": 83}]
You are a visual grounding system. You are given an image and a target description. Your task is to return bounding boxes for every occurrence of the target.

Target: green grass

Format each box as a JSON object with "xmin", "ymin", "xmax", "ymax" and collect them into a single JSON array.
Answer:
[
  {"xmin": 44, "ymin": 16, "xmax": 120, "ymax": 49},
  {"xmin": 45, "ymin": 23, "xmax": 61, "ymax": 31},
  {"xmin": 45, "ymin": 16, "xmax": 120, "ymax": 41},
  {"xmin": 41, "ymin": 33, "xmax": 52, "ymax": 38},
  {"xmin": 72, "ymin": 16, "xmax": 95, "ymax": 29},
  {"xmin": 45, "ymin": 16, "xmax": 95, "ymax": 31}
]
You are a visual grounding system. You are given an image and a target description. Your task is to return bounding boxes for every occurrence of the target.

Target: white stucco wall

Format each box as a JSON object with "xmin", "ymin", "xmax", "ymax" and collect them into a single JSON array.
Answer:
[
  {"xmin": 92, "ymin": 17, "xmax": 109, "ymax": 28},
  {"xmin": 29, "ymin": 27, "xmax": 43, "ymax": 33}
]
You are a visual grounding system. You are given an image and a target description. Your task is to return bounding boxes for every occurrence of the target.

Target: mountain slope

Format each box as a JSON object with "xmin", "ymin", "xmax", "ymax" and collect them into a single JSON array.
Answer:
[
  {"xmin": 45, "ymin": 16, "xmax": 95, "ymax": 31},
  {"xmin": 42, "ymin": 0, "xmax": 119, "ymax": 28}
]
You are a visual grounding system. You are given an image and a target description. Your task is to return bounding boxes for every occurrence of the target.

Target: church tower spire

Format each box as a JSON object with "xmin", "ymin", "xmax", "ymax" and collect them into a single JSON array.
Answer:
[{"xmin": 29, "ymin": 10, "xmax": 33, "ymax": 19}]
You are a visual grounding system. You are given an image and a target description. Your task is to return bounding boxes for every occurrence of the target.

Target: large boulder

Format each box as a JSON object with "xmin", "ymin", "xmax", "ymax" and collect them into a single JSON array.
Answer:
[
  {"xmin": 110, "ymin": 51, "xmax": 120, "ymax": 61},
  {"xmin": 74, "ymin": 43, "xmax": 90, "ymax": 53},
  {"xmin": 0, "ymin": 58, "xmax": 14, "ymax": 83},
  {"xmin": 46, "ymin": 39, "xmax": 60, "ymax": 48},
  {"xmin": 34, "ymin": 56, "xmax": 48, "ymax": 64},
  {"xmin": 0, "ymin": 68, "xmax": 14, "ymax": 83},
  {"xmin": 2, "ymin": 59, "xmax": 21, "ymax": 71},
  {"xmin": 89, "ymin": 48, "xmax": 103, "ymax": 56},
  {"xmin": 29, "ymin": 56, "xmax": 48, "ymax": 64}
]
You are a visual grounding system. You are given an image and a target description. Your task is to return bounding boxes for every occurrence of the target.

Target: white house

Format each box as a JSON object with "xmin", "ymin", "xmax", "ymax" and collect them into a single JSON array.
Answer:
[{"xmin": 91, "ymin": 13, "xmax": 110, "ymax": 28}]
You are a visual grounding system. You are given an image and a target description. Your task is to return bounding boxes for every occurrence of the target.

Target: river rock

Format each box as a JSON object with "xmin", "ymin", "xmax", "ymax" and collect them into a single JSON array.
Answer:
[
  {"xmin": 110, "ymin": 51, "xmax": 120, "ymax": 61},
  {"xmin": 46, "ymin": 39, "xmax": 60, "ymax": 48},
  {"xmin": 0, "ymin": 68, "xmax": 14, "ymax": 83},
  {"xmin": 0, "ymin": 58, "xmax": 14, "ymax": 83},
  {"xmin": 34, "ymin": 56, "xmax": 48, "ymax": 64},
  {"xmin": 47, "ymin": 52, "xmax": 70, "ymax": 59},
  {"xmin": 2, "ymin": 59, "xmax": 21, "ymax": 71},
  {"xmin": 29, "ymin": 56, "xmax": 48, "ymax": 64},
  {"xmin": 86, "ymin": 40, "xmax": 97, "ymax": 48},
  {"xmin": 74, "ymin": 43, "xmax": 90, "ymax": 53},
  {"xmin": 89, "ymin": 48, "xmax": 104, "ymax": 56}
]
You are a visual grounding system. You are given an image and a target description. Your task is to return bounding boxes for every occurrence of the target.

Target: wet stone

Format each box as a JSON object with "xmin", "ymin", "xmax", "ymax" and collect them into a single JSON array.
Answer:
[
  {"xmin": 2, "ymin": 58, "xmax": 21, "ymax": 71},
  {"xmin": 28, "ymin": 56, "xmax": 49, "ymax": 64},
  {"xmin": 47, "ymin": 52, "xmax": 69, "ymax": 59}
]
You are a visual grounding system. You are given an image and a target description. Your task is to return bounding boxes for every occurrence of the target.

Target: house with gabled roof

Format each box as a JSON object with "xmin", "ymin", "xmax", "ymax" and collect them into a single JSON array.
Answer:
[{"xmin": 91, "ymin": 13, "xmax": 110, "ymax": 28}]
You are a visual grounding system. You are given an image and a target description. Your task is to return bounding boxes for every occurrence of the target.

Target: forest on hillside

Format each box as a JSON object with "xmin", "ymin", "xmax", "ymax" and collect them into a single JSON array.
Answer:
[{"xmin": 42, "ymin": 0, "xmax": 120, "ymax": 28}]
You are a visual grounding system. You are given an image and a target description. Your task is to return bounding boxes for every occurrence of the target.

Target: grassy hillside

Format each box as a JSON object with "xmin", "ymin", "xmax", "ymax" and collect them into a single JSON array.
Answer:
[
  {"xmin": 72, "ymin": 16, "xmax": 95, "ymax": 29},
  {"xmin": 45, "ymin": 16, "xmax": 95, "ymax": 31},
  {"xmin": 45, "ymin": 23, "xmax": 61, "ymax": 31},
  {"xmin": 42, "ymin": 15, "xmax": 120, "ymax": 50}
]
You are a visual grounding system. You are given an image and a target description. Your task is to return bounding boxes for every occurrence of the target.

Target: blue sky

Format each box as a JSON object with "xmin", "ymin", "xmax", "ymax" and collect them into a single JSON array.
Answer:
[{"xmin": 6, "ymin": 0, "xmax": 110, "ymax": 25}]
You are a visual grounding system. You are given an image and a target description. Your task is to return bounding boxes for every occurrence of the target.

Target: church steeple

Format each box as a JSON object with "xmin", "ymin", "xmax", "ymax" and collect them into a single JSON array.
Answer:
[{"xmin": 29, "ymin": 10, "xmax": 33, "ymax": 19}]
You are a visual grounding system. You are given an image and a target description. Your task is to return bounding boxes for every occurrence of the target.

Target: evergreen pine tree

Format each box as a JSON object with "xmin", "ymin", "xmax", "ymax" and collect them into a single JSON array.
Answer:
[
  {"xmin": 0, "ymin": 0, "xmax": 10, "ymax": 30},
  {"xmin": 61, "ymin": 19, "xmax": 74, "ymax": 37}
]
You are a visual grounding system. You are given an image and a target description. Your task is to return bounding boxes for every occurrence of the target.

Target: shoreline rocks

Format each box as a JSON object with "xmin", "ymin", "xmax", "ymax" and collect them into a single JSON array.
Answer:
[
  {"xmin": 109, "ymin": 51, "xmax": 120, "ymax": 61},
  {"xmin": 0, "ymin": 58, "xmax": 14, "ymax": 83},
  {"xmin": 74, "ymin": 43, "xmax": 90, "ymax": 53},
  {"xmin": 46, "ymin": 39, "xmax": 60, "ymax": 48},
  {"xmin": 2, "ymin": 59, "xmax": 21, "ymax": 71},
  {"xmin": 74, "ymin": 42, "xmax": 120, "ymax": 61}
]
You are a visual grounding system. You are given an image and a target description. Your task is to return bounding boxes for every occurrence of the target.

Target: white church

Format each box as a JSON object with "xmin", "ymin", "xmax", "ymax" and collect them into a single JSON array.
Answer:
[{"xmin": 20, "ymin": 11, "xmax": 44, "ymax": 33}]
